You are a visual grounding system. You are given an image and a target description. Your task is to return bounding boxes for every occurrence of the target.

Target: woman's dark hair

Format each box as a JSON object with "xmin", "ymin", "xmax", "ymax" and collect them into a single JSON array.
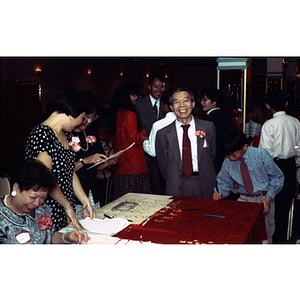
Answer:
[
  {"xmin": 10, "ymin": 160, "xmax": 56, "ymax": 192},
  {"xmin": 47, "ymin": 87, "xmax": 89, "ymax": 118},
  {"xmin": 223, "ymin": 130, "xmax": 247, "ymax": 155},
  {"xmin": 107, "ymin": 82, "xmax": 142, "ymax": 135}
]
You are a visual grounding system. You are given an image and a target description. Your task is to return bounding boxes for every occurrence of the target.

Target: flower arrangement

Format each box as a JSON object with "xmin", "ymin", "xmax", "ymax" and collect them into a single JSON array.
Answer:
[
  {"xmin": 38, "ymin": 215, "xmax": 53, "ymax": 230},
  {"xmin": 195, "ymin": 130, "xmax": 206, "ymax": 139}
]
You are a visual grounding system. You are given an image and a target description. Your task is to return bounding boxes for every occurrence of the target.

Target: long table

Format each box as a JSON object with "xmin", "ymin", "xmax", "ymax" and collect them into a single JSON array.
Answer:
[{"xmin": 95, "ymin": 193, "xmax": 267, "ymax": 244}]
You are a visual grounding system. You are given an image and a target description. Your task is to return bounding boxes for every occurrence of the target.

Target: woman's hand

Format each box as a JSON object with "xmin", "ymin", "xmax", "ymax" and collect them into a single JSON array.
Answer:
[
  {"xmin": 64, "ymin": 205, "xmax": 83, "ymax": 230},
  {"xmin": 83, "ymin": 153, "xmax": 107, "ymax": 165},
  {"xmin": 83, "ymin": 204, "xmax": 96, "ymax": 219},
  {"xmin": 65, "ymin": 230, "xmax": 90, "ymax": 244}
]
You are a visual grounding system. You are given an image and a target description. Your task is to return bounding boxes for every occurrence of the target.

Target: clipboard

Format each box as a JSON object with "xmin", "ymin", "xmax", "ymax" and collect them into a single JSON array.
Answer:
[{"xmin": 86, "ymin": 142, "xmax": 135, "ymax": 170}]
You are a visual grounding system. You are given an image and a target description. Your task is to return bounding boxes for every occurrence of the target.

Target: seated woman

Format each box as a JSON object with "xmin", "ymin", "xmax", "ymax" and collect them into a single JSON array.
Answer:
[{"xmin": 0, "ymin": 160, "xmax": 90, "ymax": 244}]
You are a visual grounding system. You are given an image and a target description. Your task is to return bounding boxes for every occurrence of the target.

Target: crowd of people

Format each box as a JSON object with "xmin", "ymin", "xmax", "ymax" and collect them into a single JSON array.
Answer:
[{"xmin": 1, "ymin": 74, "xmax": 300, "ymax": 244}]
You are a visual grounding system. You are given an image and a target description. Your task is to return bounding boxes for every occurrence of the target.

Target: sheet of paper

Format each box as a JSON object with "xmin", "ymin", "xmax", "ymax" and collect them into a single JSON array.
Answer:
[
  {"xmin": 78, "ymin": 217, "xmax": 131, "ymax": 235},
  {"xmin": 95, "ymin": 193, "xmax": 173, "ymax": 225},
  {"xmin": 87, "ymin": 142, "xmax": 135, "ymax": 170}
]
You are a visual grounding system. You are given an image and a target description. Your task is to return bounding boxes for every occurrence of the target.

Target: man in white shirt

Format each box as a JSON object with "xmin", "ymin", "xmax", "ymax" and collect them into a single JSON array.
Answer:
[
  {"xmin": 259, "ymin": 89, "xmax": 300, "ymax": 243},
  {"xmin": 141, "ymin": 90, "xmax": 176, "ymax": 157}
]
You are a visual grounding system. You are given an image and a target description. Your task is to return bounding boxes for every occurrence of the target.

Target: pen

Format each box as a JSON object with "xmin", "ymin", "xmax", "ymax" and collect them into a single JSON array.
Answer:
[
  {"xmin": 104, "ymin": 214, "xmax": 114, "ymax": 219},
  {"xmin": 202, "ymin": 214, "xmax": 225, "ymax": 219}
]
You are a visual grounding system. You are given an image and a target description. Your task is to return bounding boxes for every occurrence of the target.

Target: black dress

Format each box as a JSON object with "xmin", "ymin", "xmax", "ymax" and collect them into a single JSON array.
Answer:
[
  {"xmin": 72, "ymin": 127, "xmax": 106, "ymax": 207},
  {"xmin": 24, "ymin": 124, "xmax": 76, "ymax": 231}
]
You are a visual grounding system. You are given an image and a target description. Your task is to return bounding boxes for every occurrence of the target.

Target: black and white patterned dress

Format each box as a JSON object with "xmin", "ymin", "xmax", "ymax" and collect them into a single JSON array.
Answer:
[{"xmin": 24, "ymin": 124, "xmax": 76, "ymax": 231}]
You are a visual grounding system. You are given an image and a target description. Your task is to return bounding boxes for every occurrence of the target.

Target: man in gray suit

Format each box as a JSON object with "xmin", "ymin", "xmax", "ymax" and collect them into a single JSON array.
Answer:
[
  {"xmin": 155, "ymin": 88, "xmax": 217, "ymax": 198},
  {"xmin": 136, "ymin": 75, "xmax": 166, "ymax": 194}
]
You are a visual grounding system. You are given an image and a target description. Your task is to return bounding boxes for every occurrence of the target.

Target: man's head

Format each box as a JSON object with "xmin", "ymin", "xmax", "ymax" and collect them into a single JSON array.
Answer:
[
  {"xmin": 169, "ymin": 88, "xmax": 195, "ymax": 124},
  {"xmin": 265, "ymin": 89, "xmax": 287, "ymax": 112},
  {"xmin": 200, "ymin": 88, "xmax": 223, "ymax": 112},
  {"xmin": 223, "ymin": 130, "xmax": 248, "ymax": 161},
  {"xmin": 148, "ymin": 75, "xmax": 165, "ymax": 100}
]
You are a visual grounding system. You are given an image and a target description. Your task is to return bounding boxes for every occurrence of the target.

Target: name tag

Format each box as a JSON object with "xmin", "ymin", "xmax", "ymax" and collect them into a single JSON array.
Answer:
[
  {"xmin": 72, "ymin": 136, "xmax": 80, "ymax": 143},
  {"xmin": 15, "ymin": 231, "xmax": 32, "ymax": 244}
]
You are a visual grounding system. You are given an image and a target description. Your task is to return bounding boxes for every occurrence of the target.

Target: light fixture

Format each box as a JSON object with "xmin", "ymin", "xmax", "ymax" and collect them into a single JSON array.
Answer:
[
  {"xmin": 120, "ymin": 71, "xmax": 123, "ymax": 76},
  {"xmin": 86, "ymin": 70, "xmax": 92, "ymax": 76},
  {"xmin": 35, "ymin": 68, "xmax": 42, "ymax": 74}
]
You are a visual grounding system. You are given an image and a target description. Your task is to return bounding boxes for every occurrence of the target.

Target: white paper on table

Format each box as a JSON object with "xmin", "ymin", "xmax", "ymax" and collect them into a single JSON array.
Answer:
[
  {"xmin": 86, "ymin": 142, "xmax": 135, "ymax": 170},
  {"xmin": 79, "ymin": 217, "xmax": 131, "ymax": 235}
]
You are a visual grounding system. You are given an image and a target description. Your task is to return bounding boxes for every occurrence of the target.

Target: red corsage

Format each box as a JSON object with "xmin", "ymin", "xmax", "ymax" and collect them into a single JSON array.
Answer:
[
  {"xmin": 38, "ymin": 216, "xmax": 53, "ymax": 230},
  {"xmin": 69, "ymin": 141, "xmax": 82, "ymax": 152},
  {"xmin": 86, "ymin": 135, "xmax": 96, "ymax": 144},
  {"xmin": 195, "ymin": 130, "xmax": 206, "ymax": 138}
]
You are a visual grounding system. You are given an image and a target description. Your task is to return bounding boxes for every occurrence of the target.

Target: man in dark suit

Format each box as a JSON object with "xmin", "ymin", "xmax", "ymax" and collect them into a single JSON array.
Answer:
[
  {"xmin": 200, "ymin": 88, "xmax": 232, "ymax": 174},
  {"xmin": 136, "ymin": 75, "xmax": 166, "ymax": 194},
  {"xmin": 155, "ymin": 88, "xmax": 217, "ymax": 198}
]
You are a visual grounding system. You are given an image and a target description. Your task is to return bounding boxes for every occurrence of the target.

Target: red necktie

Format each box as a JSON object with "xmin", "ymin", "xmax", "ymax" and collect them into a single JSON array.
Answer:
[
  {"xmin": 182, "ymin": 124, "xmax": 193, "ymax": 177},
  {"xmin": 240, "ymin": 157, "xmax": 253, "ymax": 194},
  {"xmin": 153, "ymin": 102, "xmax": 158, "ymax": 120}
]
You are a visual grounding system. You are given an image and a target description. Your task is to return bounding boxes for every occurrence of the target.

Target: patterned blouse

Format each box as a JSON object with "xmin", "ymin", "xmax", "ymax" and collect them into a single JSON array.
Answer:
[
  {"xmin": 0, "ymin": 196, "xmax": 55, "ymax": 244},
  {"xmin": 24, "ymin": 124, "xmax": 76, "ymax": 230}
]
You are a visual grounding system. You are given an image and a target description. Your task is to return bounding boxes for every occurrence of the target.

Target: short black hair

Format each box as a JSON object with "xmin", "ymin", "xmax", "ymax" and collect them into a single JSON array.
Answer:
[
  {"xmin": 223, "ymin": 130, "xmax": 247, "ymax": 155},
  {"xmin": 11, "ymin": 160, "xmax": 56, "ymax": 192},
  {"xmin": 148, "ymin": 74, "xmax": 165, "ymax": 86},
  {"xmin": 49, "ymin": 87, "xmax": 89, "ymax": 118},
  {"xmin": 200, "ymin": 88, "xmax": 224, "ymax": 109},
  {"xmin": 265, "ymin": 89, "xmax": 287, "ymax": 112},
  {"xmin": 169, "ymin": 87, "xmax": 195, "ymax": 106}
]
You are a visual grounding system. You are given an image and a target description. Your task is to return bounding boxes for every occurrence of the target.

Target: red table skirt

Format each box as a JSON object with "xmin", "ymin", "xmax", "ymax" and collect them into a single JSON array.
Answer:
[{"xmin": 116, "ymin": 196, "xmax": 267, "ymax": 244}]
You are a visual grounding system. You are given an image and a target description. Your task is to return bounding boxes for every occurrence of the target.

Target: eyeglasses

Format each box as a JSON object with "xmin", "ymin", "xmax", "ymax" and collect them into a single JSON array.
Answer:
[{"xmin": 82, "ymin": 114, "xmax": 98, "ymax": 124}]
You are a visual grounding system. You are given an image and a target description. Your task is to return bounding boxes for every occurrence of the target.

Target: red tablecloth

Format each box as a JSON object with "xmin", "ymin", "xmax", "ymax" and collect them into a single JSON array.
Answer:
[{"xmin": 115, "ymin": 196, "xmax": 267, "ymax": 244}]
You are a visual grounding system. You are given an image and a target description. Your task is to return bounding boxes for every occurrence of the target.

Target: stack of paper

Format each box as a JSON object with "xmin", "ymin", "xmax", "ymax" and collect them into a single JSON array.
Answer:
[{"xmin": 79, "ymin": 217, "xmax": 131, "ymax": 235}]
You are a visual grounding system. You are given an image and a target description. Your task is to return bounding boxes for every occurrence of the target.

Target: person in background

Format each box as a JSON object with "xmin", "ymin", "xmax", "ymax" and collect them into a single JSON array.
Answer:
[
  {"xmin": 259, "ymin": 89, "xmax": 300, "ymax": 243},
  {"xmin": 200, "ymin": 88, "xmax": 232, "ymax": 173},
  {"xmin": 0, "ymin": 160, "xmax": 90, "ymax": 244},
  {"xmin": 135, "ymin": 74, "xmax": 166, "ymax": 195},
  {"xmin": 156, "ymin": 88, "xmax": 217, "ymax": 198},
  {"xmin": 24, "ymin": 87, "xmax": 96, "ymax": 231},
  {"xmin": 213, "ymin": 130, "xmax": 284, "ymax": 244},
  {"xmin": 72, "ymin": 90, "xmax": 118, "ymax": 218},
  {"xmin": 108, "ymin": 82, "xmax": 151, "ymax": 200}
]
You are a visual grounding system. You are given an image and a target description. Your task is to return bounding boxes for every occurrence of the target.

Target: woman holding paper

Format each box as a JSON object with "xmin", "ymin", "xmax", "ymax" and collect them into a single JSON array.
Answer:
[
  {"xmin": 72, "ymin": 90, "xmax": 118, "ymax": 218},
  {"xmin": 107, "ymin": 82, "xmax": 151, "ymax": 200}
]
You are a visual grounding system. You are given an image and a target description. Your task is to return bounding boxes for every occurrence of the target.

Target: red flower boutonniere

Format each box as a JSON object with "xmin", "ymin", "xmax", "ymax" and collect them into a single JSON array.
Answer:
[
  {"xmin": 195, "ymin": 130, "xmax": 206, "ymax": 139},
  {"xmin": 38, "ymin": 215, "xmax": 53, "ymax": 230},
  {"xmin": 69, "ymin": 141, "xmax": 82, "ymax": 152},
  {"xmin": 86, "ymin": 135, "xmax": 96, "ymax": 144},
  {"xmin": 195, "ymin": 130, "xmax": 209, "ymax": 148}
]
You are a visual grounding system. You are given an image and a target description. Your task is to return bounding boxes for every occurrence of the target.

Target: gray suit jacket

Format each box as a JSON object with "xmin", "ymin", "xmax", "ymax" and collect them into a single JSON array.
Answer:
[
  {"xmin": 136, "ymin": 95, "xmax": 165, "ymax": 136},
  {"xmin": 155, "ymin": 118, "xmax": 217, "ymax": 198}
]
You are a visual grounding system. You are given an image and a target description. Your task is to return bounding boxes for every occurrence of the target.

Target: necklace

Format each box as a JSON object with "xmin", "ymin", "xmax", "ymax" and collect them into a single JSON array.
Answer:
[
  {"xmin": 71, "ymin": 130, "xmax": 89, "ymax": 152},
  {"xmin": 3, "ymin": 195, "xmax": 25, "ymax": 216}
]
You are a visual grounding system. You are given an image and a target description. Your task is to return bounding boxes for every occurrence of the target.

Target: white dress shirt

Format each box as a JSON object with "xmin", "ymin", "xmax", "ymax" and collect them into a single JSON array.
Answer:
[
  {"xmin": 149, "ymin": 94, "xmax": 160, "ymax": 119},
  {"xmin": 259, "ymin": 111, "xmax": 300, "ymax": 160},
  {"xmin": 175, "ymin": 116, "xmax": 198, "ymax": 172},
  {"xmin": 143, "ymin": 112, "xmax": 176, "ymax": 157}
]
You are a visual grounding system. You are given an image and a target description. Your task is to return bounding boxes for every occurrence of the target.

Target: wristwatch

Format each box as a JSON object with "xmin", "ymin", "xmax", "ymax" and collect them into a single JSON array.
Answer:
[{"xmin": 79, "ymin": 158, "xmax": 85, "ymax": 166}]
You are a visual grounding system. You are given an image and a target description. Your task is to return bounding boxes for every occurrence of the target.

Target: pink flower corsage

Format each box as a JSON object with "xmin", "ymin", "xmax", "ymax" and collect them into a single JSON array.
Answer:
[
  {"xmin": 195, "ymin": 130, "xmax": 206, "ymax": 138},
  {"xmin": 69, "ymin": 141, "xmax": 82, "ymax": 152},
  {"xmin": 86, "ymin": 135, "xmax": 96, "ymax": 144},
  {"xmin": 195, "ymin": 130, "xmax": 208, "ymax": 148},
  {"xmin": 38, "ymin": 215, "xmax": 53, "ymax": 230}
]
